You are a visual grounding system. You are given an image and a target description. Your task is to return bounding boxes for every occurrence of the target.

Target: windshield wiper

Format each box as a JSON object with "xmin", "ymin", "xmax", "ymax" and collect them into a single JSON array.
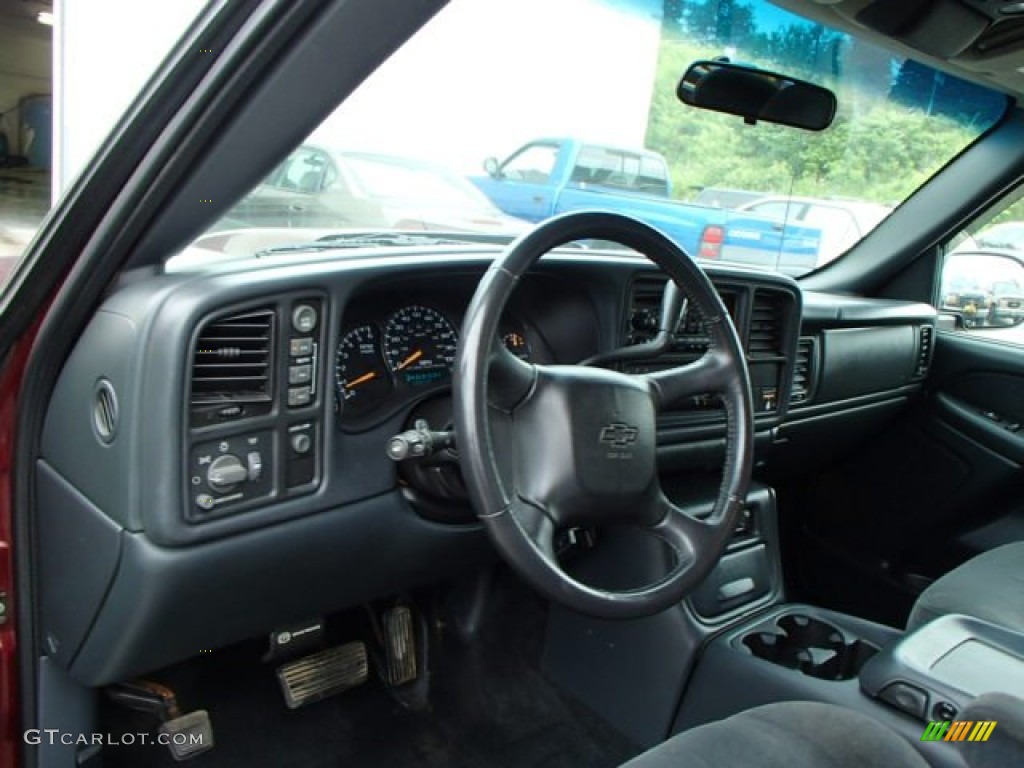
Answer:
[{"xmin": 255, "ymin": 231, "xmax": 515, "ymax": 257}]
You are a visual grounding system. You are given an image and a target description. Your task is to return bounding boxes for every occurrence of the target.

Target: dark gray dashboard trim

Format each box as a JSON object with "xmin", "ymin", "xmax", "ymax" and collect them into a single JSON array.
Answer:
[{"xmin": 802, "ymin": 291, "xmax": 937, "ymax": 327}]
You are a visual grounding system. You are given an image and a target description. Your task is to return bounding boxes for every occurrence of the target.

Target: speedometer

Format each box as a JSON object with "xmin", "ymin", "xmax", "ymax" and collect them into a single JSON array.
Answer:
[{"xmin": 382, "ymin": 305, "xmax": 458, "ymax": 387}]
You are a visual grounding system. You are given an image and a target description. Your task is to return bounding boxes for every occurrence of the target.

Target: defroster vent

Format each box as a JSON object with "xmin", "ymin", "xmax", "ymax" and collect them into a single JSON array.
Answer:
[{"xmin": 191, "ymin": 308, "xmax": 275, "ymax": 405}]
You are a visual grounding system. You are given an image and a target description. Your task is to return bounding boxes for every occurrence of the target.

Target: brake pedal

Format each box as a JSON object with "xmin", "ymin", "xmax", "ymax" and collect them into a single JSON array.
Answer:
[
  {"xmin": 383, "ymin": 604, "xmax": 418, "ymax": 687},
  {"xmin": 276, "ymin": 641, "xmax": 368, "ymax": 709}
]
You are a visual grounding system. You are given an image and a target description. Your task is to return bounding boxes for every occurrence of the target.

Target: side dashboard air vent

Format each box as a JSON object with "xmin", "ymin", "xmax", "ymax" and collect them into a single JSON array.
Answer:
[
  {"xmin": 627, "ymin": 276, "xmax": 669, "ymax": 345},
  {"xmin": 191, "ymin": 308, "xmax": 275, "ymax": 405},
  {"xmin": 914, "ymin": 324, "xmax": 935, "ymax": 379},
  {"xmin": 748, "ymin": 291, "xmax": 784, "ymax": 357},
  {"xmin": 791, "ymin": 337, "xmax": 817, "ymax": 405}
]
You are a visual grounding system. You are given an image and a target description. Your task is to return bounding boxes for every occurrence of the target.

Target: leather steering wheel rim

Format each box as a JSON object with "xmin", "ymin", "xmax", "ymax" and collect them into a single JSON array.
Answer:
[{"xmin": 453, "ymin": 211, "xmax": 754, "ymax": 619}]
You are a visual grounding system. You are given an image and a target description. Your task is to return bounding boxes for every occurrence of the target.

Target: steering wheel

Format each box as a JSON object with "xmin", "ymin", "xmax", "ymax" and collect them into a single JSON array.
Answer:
[{"xmin": 453, "ymin": 212, "xmax": 754, "ymax": 619}]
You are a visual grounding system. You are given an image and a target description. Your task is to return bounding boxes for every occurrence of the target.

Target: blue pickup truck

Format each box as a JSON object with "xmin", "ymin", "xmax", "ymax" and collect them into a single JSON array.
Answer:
[{"xmin": 470, "ymin": 138, "xmax": 823, "ymax": 275}]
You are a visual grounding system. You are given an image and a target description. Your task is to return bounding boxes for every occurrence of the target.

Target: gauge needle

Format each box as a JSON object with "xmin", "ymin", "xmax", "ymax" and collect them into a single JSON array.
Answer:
[
  {"xmin": 345, "ymin": 371, "xmax": 377, "ymax": 389},
  {"xmin": 395, "ymin": 349, "xmax": 423, "ymax": 371}
]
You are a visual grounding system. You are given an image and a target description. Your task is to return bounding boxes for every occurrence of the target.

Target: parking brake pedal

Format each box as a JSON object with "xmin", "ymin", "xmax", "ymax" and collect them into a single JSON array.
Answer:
[
  {"xmin": 276, "ymin": 641, "xmax": 368, "ymax": 709},
  {"xmin": 105, "ymin": 680, "xmax": 213, "ymax": 762}
]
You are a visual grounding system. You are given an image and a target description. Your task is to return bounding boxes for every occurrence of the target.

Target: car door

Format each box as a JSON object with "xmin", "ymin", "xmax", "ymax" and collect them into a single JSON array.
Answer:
[
  {"xmin": 478, "ymin": 141, "xmax": 561, "ymax": 221},
  {"xmin": 794, "ymin": 189, "xmax": 1024, "ymax": 627},
  {"xmin": 0, "ymin": 4, "xmax": 394, "ymax": 764}
]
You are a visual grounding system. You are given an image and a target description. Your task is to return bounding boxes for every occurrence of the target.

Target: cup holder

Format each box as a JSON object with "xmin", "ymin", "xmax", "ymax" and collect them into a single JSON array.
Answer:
[{"xmin": 741, "ymin": 613, "xmax": 877, "ymax": 681}]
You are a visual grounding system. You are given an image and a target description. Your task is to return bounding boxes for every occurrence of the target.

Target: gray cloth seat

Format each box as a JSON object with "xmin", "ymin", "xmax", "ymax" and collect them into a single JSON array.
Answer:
[
  {"xmin": 907, "ymin": 541, "xmax": 1024, "ymax": 634},
  {"xmin": 621, "ymin": 701, "xmax": 928, "ymax": 768}
]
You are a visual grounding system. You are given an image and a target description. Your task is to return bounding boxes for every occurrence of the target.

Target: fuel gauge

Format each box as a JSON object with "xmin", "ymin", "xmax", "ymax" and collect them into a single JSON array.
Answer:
[{"xmin": 336, "ymin": 325, "xmax": 392, "ymax": 410}]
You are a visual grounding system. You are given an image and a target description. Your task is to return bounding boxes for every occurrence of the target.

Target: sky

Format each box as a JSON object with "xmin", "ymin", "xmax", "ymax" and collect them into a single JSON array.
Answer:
[{"xmin": 312, "ymin": 0, "xmax": 664, "ymax": 174}]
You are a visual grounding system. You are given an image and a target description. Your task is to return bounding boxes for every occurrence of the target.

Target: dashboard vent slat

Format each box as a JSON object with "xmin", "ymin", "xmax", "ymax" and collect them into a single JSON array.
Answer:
[
  {"xmin": 791, "ymin": 337, "xmax": 816, "ymax": 405},
  {"xmin": 748, "ymin": 292, "xmax": 784, "ymax": 357},
  {"xmin": 191, "ymin": 309, "xmax": 275, "ymax": 404}
]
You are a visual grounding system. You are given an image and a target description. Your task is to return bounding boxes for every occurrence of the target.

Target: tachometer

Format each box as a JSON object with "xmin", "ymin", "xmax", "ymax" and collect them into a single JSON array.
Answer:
[
  {"xmin": 335, "ymin": 325, "xmax": 391, "ymax": 410},
  {"xmin": 383, "ymin": 305, "xmax": 458, "ymax": 387}
]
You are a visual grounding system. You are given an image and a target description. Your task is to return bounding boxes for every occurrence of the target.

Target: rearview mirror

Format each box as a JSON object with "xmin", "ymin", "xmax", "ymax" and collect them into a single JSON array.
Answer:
[{"xmin": 677, "ymin": 60, "xmax": 837, "ymax": 131}]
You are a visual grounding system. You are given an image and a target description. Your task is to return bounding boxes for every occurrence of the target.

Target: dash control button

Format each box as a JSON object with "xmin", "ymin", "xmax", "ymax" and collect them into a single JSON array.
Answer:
[
  {"xmin": 289, "ymin": 364, "xmax": 312, "ymax": 385},
  {"xmin": 195, "ymin": 494, "xmax": 215, "ymax": 511},
  {"xmin": 288, "ymin": 386, "xmax": 312, "ymax": 407},
  {"xmin": 247, "ymin": 451, "xmax": 263, "ymax": 481},
  {"xmin": 292, "ymin": 305, "xmax": 318, "ymax": 334},
  {"xmin": 290, "ymin": 337, "xmax": 314, "ymax": 357}
]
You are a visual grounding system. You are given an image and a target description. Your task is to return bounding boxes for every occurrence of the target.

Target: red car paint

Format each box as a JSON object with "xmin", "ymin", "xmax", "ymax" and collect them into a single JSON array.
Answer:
[{"xmin": 0, "ymin": 314, "xmax": 45, "ymax": 768}]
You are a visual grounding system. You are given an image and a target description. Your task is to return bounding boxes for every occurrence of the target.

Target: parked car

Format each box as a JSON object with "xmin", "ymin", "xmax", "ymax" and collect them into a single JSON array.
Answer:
[
  {"xmin": 989, "ymin": 278, "xmax": 1024, "ymax": 324},
  {"xmin": 470, "ymin": 138, "xmax": 824, "ymax": 275},
  {"xmin": 691, "ymin": 186, "xmax": 766, "ymax": 209},
  {"xmin": 222, "ymin": 146, "xmax": 527, "ymax": 235},
  {"xmin": 739, "ymin": 195, "xmax": 893, "ymax": 265}
]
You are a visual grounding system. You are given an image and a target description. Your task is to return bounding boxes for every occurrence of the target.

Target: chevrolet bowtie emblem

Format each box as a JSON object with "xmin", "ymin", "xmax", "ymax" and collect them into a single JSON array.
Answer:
[{"xmin": 599, "ymin": 423, "xmax": 639, "ymax": 447}]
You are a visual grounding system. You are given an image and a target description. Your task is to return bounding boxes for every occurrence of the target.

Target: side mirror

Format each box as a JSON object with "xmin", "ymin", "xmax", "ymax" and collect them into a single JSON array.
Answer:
[
  {"xmin": 941, "ymin": 251, "xmax": 1024, "ymax": 329},
  {"xmin": 483, "ymin": 156, "xmax": 503, "ymax": 179},
  {"xmin": 678, "ymin": 59, "xmax": 837, "ymax": 131}
]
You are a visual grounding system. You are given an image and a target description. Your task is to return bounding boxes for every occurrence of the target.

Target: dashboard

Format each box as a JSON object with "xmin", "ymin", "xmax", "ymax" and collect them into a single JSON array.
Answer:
[{"xmin": 34, "ymin": 246, "xmax": 937, "ymax": 687}]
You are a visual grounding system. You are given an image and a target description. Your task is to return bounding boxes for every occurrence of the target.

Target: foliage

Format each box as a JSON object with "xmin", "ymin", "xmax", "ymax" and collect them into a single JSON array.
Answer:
[{"xmin": 645, "ymin": 2, "xmax": 1000, "ymax": 207}]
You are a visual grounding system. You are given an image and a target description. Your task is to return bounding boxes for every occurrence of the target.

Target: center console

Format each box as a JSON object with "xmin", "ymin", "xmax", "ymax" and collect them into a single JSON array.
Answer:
[
  {"xmin": 676, "ymin": 604, "xmax": 1024, "ymax": 766},
  {"xmin": 860, "ymin": 614, "xmax": 1024, "ymax": 723}
]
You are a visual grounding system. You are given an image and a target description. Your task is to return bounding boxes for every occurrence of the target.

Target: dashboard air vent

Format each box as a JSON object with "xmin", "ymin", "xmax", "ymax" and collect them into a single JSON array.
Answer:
[
  {"xmin": 191, "ymin": 309, "xmax": 275, "ymax": 405},
  {"xmin": 791, "ymin": 338, "xmax": 816, "ymax": 405},
  {"xmin": 748, "ymin": 292, "xmax": 784, "ymax": 357},
  {"xmin": 915, "ymin": 325, "xmax": 934, "ymax": 379}
]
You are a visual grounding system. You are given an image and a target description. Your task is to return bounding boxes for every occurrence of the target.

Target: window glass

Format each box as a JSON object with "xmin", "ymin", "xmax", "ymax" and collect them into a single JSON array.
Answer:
[
  {"xmin": 2, "ymin": 2, "xmax": 205, "ymax": 291},
  {"xmin": 747, "ymin": 201, "xmax": 796, "ymax": 220},
  {"xmin": 573, "ymin": 146, "xmax": 654, "ymax": 192},
  {"xmin": 0, "ymin": 10, "xmax": 51, "ymax": 283},
  {"xmin": 280, "ymin": 149, "xmax": 326, "ymax": 192},
  {"xmin": 944, "ymin": 187, "xmax": 1024, "ymax": 338},
  {"xmin": 638, "ymin": 156, "xmax": 669, "ymax": 195},
  {"xmin": 184, "ymin": 0, "xmax": 1009, "ymax": 278},
  {"xmin": 501, "ymin": 143, "xmax": 559, "ymax": 183}
]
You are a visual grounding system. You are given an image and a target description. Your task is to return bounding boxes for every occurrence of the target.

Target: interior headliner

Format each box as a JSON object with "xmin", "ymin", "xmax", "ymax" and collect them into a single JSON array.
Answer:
[{"xmin": 772, "ymin": 0, "xmax": 1024, "ymax": 100}]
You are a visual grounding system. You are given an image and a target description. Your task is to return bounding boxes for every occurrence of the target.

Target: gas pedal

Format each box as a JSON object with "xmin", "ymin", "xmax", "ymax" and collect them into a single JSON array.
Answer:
[
  {"xmin": 276, "ymin": 641, "xmax": 368, "ymax": 709},
  {"xmin": 383, "ymin": 604, "xmax": 418, "ymax": 687}
]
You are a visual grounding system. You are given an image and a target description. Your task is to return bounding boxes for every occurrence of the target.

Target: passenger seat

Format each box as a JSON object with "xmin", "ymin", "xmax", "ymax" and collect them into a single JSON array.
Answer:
[{"xmin": 907, "ymin": 541, "xmax": 1024, "ymax": 634}]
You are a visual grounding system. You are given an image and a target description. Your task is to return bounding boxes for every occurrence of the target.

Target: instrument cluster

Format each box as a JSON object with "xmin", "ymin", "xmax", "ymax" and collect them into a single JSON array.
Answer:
[{"xmin": 335, "ymin": 302, "xmax": 532, "ymax": 428}]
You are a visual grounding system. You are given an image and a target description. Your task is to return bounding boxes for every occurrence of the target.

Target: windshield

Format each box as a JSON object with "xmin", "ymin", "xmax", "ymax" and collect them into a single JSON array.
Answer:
[
  {"xmin": 341, "ymin": 153, "xmax": 499, "ymax": 212},
  {"xmin": 194, "ymin": 0, "xmax": 1008, "ymax": 276}
]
